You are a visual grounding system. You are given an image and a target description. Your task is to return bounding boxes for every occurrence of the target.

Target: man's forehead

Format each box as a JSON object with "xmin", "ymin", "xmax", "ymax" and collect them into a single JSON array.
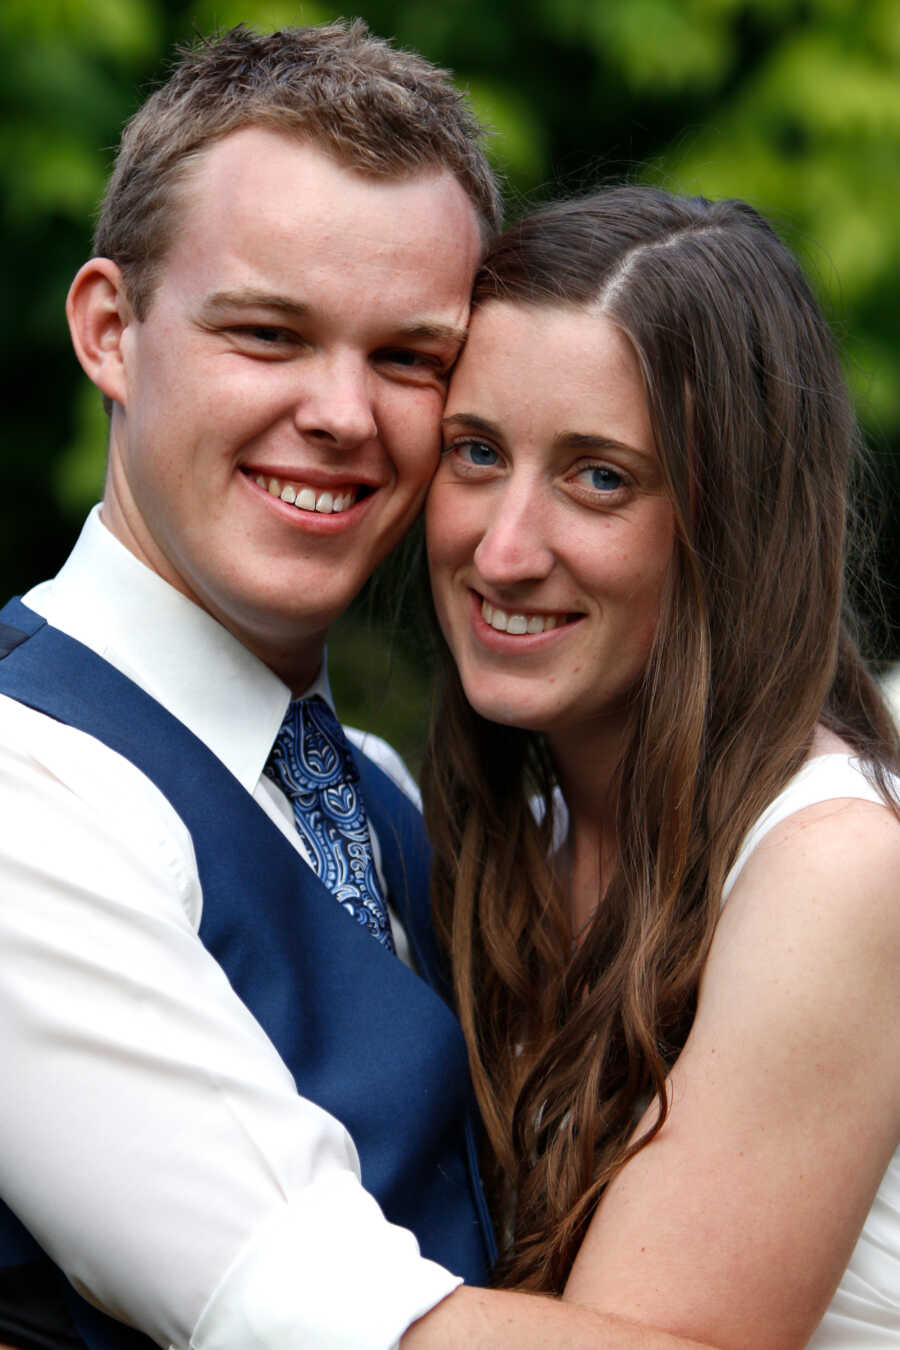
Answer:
[
  {"xmin": 157, "ymin": 134, "xmax": 480, "ymax": 333},
  {"xmin": 174, "ymin": 126, "xmax": 477, "ymax": 228}
]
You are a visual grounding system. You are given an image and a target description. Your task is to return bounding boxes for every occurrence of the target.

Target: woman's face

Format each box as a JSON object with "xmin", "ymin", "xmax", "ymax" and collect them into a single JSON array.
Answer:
[{"xmin": 427, "ymin": 301, "xmax": 675, "ymax": 743}]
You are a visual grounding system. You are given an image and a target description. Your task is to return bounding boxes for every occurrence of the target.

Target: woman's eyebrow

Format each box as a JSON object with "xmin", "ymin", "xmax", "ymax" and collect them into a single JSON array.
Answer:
[
  {"xmin": 554, "ymin": 431, "xmax": 644, "ymax": 456},
  {"xmin": 440, "ymin": 412, "xmax": 502, "ymax": 436}
]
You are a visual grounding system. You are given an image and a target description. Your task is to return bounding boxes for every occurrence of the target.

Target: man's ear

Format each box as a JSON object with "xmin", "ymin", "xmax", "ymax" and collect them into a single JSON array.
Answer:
[{"xmin": 66, "ymin": 258, "xmax": 134, "ymax": 407}]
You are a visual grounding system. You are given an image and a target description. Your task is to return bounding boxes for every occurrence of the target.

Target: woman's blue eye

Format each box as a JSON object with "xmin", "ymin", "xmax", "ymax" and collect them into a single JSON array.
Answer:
[
  {"xmin": 461, "ymin": 441, "xmax": 499, "ymax": 467},
  {"xmin": 581, "ymin": 465, "xmax": 624, "ymax": 492}
]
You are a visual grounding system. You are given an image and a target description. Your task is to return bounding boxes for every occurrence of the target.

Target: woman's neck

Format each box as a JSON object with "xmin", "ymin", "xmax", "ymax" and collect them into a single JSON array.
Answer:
[{"xmin": 548, "ymin": 719, "xmax": 625, "ymax": 940}]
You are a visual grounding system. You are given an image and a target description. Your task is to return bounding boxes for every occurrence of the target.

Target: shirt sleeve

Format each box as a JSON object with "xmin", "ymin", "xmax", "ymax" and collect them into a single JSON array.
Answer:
[{"xmin": 0, "ymin": 695, "xmax": 460, "ymax": 1350}]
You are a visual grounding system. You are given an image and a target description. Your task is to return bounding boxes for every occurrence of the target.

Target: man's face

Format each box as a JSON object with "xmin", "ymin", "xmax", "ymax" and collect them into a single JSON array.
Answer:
[{"xmin": 102, "ymin": 128, "xmax": 482, "ymax": 691}]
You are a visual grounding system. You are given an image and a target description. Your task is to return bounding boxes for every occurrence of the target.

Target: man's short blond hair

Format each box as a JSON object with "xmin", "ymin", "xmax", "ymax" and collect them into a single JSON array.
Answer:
[{"xmin": 94, "ymin": 21, "xmax": 502, "ymax": 317}]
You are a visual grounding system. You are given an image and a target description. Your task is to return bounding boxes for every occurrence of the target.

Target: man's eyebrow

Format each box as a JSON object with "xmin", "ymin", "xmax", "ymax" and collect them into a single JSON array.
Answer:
[
  {"xmin": 201, "ymin": 289, "xmax": 311, "ymax": 318},
  {"xmin": 200, "ymin": 293, "xmax": 467, "ymax": 349},
  {"xmin": 393, "ymin": 322, "xmax": 469, "ymax": 349}
]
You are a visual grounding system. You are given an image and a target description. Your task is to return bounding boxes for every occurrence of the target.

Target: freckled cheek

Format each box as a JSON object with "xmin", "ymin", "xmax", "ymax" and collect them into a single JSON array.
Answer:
[
  {"xmin": 396, "ymin": 455, "xmax": 440, "ymax": 510},
  {"xmin": 430, "ymin": 539, "xmax": 472, "ymax": 648},
  {"xmin": 598, "ymin": 522, "xmax": 674, "ymax": 610},
  {"xmin": 426, "ymin": 485, "xmax": 475, "ymax": 568},
  {"xmin": 389, "ymin": 381, "xmax": 443, "ymax": 438},
  {"xmin": 620, "ymin": 575, "xmax": 670, "ymax": 670},
  {"xmin": 389, "ymin": 437, "xmax": 443, "ymax": 502}
]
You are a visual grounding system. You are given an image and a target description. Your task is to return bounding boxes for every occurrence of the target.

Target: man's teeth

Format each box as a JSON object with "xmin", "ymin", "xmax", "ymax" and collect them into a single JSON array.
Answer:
[
  {"xmin": 481, "ymin": 599, "xmax": 561, "ymax": 635},
  {"xmin": 255, "ymin": 475, "xmax": 356, "ymax": 514}
]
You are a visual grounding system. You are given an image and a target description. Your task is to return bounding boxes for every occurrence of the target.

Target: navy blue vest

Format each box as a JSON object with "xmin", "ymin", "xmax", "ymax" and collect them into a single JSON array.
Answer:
[{"xmin": 0, "ymin": 598, "xmax": 493, "ymax": 1349}]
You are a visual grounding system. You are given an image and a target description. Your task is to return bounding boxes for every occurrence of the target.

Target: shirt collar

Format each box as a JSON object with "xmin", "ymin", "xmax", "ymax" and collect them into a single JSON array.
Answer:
[{"xmin": 24, "ymin": 507, "xmax": 334, "ymax": 793}]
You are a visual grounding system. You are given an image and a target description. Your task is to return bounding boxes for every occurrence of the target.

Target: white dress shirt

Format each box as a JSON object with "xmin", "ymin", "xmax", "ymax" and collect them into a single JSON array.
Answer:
[{"xmin": 0, "ymin": 508, "xmax": 459, "ymax": 1349}]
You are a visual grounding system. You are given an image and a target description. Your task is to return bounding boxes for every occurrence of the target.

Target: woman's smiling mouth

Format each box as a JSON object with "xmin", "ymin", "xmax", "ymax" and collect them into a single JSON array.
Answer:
[{"xmin": 479, "ymin": 595, "xmax": 579, "ymax": 635}]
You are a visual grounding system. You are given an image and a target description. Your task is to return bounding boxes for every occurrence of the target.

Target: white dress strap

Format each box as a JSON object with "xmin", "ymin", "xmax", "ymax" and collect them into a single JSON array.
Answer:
[{"xmin": 722, "ymin": 754, "xmax": 891, "ymax": 903}]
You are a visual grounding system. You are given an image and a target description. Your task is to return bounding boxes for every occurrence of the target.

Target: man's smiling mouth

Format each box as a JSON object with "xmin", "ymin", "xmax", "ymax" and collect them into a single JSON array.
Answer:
[{"xmin": 250, "ymin": 473, "xmax": 369, "ymax": 515}]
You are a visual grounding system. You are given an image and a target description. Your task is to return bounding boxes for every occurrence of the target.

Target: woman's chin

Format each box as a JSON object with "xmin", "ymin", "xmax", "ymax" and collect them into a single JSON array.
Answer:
[{"xmin": 465, "ymin": 691, "xmax": 561, "ymax": 735}]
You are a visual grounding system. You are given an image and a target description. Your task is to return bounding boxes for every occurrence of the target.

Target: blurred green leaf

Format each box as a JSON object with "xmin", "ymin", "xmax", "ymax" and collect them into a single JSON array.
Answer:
[
  {"xmin": 844, "ymin": 334, "xmax": 900, "ymax": 432},
  {"xmin": 588, "ymin": 0, "xmax": 735, "ymax": 92},
  {"xmin": 754, "ymin": 31, "xmax": 900, "ymax": 137},
  {"xmin": 541, "ymin": 0, "xmax": 742, "ymax": 91},
  {"xmin": 184, "ymin": 1, "xmax": 332, "ymax": 34},
  {"xmin": 868, "ymin": 0, "xmax": 900, "ymax": 61},
  {"xmin": 463, "ymin": 78, "xmax": 547, "ymax": 185},
  {"xmin": 0, "ymin": 0, "xmax": 160, "ymax": 60},
  {"xmin": 54, "ymin": 383, "xmax": 109, "ymax": 520},
  {"xmin": 1, "ymin": 126, "xmax": 106, "ymax": 222}
]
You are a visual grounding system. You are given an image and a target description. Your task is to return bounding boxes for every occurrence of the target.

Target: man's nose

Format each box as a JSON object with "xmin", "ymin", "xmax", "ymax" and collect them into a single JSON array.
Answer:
[
  {"xmin": 473, "ymin": 479, "xmax": 555, "ymax": 588},
  {"xmin": 293, "ymin": 352, "xmax": 378, "ymax": 448}
]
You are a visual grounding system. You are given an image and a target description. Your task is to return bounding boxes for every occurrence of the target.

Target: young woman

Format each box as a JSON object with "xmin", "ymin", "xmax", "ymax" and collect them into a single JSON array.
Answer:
[{"xmin": 422, "ymin": 187, "xmax": 900, "ymax": 1348}]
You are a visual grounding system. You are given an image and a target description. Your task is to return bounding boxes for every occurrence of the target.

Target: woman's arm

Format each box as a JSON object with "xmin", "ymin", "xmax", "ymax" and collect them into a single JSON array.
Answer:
[
  {"xmin": 563, "ymin": 796, "xmax": 900, "ymax": 1350},
  {"xmin": 403, "ymin": 1285, "xmax": 718, "ymax": 1348}
]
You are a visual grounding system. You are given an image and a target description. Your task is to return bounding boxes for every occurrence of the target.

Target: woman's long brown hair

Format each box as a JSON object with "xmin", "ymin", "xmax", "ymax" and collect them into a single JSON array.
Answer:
[{"xmin": 420, "ymin": 188, "xmax": 900, "ymax": 1292}]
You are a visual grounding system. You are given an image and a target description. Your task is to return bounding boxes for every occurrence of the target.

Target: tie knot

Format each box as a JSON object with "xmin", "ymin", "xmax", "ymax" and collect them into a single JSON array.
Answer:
[{"xmin": 266, "ymin": 695, "xmax": 359, "ymax": 796}]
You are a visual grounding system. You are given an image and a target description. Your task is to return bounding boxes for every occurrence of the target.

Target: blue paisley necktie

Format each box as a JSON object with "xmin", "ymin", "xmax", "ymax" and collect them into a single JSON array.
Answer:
[{"xmin": 264, "ymin": 695, "xmax": 395, "ymax": 952}]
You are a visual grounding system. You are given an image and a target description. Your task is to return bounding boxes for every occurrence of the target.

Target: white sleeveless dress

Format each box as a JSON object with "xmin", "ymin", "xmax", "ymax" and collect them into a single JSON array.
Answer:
[{"xmin": 723, "ymin": 755, "xmax": 900, "ymax": 1346}]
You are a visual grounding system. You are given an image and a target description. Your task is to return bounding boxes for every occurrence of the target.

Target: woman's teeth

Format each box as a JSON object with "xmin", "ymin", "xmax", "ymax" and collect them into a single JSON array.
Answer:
[
  {"xmin": 481, "ymin": 599, "xmax": 562, "ymax": 635},
  {"xmin": 256, "ymin": 475, "xmax": 356, "ymax": 514}
]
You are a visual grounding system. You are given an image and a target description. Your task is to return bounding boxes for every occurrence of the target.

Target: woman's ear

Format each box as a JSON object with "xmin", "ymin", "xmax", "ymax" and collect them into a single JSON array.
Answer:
[{"xmin": 66, "ymin": 258, "xmax": 133, "ymax": 408}]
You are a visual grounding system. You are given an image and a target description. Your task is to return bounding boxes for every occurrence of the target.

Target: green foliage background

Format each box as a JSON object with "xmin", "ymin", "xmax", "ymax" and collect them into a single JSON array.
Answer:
[{"xmin": 2, "ymin": 0, "xmax": 898, "ymax": 764}]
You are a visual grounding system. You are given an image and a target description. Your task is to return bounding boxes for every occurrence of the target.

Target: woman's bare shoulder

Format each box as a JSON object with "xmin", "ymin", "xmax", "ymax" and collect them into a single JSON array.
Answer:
[{"xmin": 565, "ymin": 752, "xmax": 900, "ymax": 1350}]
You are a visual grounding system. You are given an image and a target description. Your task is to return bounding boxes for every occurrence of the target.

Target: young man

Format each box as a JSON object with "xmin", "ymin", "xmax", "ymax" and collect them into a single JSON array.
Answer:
[
  {"xmin": 0, "ymin": 23, "xmax": 493, "ymax": 1350},
  {"xmin": 0, "ymin": 23, "xmax": 715, "ymax": 1350}
]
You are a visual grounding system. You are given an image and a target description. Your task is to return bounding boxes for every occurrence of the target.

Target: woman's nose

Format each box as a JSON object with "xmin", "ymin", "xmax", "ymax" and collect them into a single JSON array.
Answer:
[{"xmin": 473, "ymin": 480, "xmax": 555, "ymax": 588}]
